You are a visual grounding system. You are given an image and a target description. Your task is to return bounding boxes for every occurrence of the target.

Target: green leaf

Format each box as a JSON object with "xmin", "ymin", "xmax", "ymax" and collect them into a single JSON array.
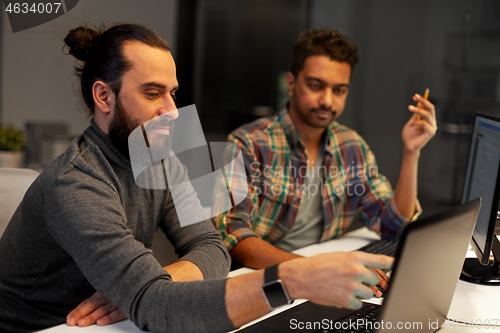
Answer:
[{"xmin": 0, "ymin": 125, "xmax": 27, "ymax": 151}]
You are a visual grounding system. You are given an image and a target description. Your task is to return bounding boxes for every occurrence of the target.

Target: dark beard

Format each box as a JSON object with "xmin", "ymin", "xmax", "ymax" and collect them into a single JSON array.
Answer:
[
  {"xmin": 289, "ymin": 95, "xmax": 337, "ymax": 129},
  {"xmin": 142, "ymin": 114, "xmax": 175, "ymax": 164},
  {"xmin": 108, "ymin": 98, "xmax": 141, "ymax": 159},
  {"xmin": 109, "ymin": 97, "xmax": 176, "ymax": 164}
]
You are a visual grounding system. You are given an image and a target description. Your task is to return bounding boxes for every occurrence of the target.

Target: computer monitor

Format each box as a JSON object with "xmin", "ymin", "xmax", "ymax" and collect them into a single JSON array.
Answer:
[{"xmin": 460, "ymin": 112, "xmax": 500, "ymax": 285}]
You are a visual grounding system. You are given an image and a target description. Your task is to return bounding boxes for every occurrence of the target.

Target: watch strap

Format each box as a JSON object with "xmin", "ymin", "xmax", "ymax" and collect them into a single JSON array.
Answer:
[
  {"xmin": 264, "ymin": 263, "xmax": 279, "ymax": 283},
  {"xmin": 262, "ymin": 264, "xmax": 291, "ymax": 309}
]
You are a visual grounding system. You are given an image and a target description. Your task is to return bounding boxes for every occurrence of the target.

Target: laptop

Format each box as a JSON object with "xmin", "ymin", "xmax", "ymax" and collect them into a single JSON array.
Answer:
[{"xmin": 239, "ymin": 198, "xmax": 481, "ymax": 333}]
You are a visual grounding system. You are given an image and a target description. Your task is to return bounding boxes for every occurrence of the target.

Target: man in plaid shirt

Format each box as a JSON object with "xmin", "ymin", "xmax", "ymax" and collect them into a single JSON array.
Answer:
[{"xmin": 214, "ymin": 28, "xmax": 437, "ymax": 273}]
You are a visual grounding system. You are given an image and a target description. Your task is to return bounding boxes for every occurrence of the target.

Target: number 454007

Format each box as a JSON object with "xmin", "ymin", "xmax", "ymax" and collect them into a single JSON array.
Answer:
[{"xmin": 5, "ymin": 2, "xmax": 62, "ymax": 14}]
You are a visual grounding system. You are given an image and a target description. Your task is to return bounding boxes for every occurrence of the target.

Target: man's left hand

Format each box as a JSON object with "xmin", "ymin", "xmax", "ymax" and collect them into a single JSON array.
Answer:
[
  {"xmin": 402, "ymin": 93, "xmax": 437, "ymax": 153},
  {"xmin": 66, "ymin": 292, "xmax": 126, "ymax": 327}
]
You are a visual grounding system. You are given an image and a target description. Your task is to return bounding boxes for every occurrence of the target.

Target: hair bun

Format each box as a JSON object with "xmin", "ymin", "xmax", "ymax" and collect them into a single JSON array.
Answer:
[{"xmin": 64, "ymin": 26, "xmax": 99, "ymax": 62}]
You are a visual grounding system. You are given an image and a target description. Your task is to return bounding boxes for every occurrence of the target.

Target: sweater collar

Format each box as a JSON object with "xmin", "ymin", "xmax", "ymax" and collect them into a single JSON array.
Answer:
[{"xmin": 84, "ymin": 118, "xmax": 132, "ymax": 170}]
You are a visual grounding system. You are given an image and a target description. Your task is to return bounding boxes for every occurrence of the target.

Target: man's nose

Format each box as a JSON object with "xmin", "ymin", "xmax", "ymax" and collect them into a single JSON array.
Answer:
[
  {"xmin": 158, "ymin": 96, "xmax": 179, "ymax": 120},
  {"xmin": 318, "ymin": 89, "xmax": 333, "ymax": 109},
  {"xmin": 160, "ymin": 108, "xmax": 179, "ymax": 120}
]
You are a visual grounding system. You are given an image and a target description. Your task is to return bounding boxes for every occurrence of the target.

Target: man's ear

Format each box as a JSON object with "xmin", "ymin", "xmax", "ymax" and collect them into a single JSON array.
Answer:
[
  {"xmin": 285, "ymin": 72, "xmax": 296, "ymax": 98},
  {"xmin": 92, "ymin": 81, "xmax": 115, "ymax": 115}
]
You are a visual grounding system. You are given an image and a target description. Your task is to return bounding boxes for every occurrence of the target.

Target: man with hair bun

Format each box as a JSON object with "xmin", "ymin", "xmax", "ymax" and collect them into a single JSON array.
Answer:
[
  {"xmin": 214, "ymin": 28, "xmax": 437, "ymax": 271},
  {"xmin": 0, "ymin": 24, "xmax": 394, "ymax": 333}
]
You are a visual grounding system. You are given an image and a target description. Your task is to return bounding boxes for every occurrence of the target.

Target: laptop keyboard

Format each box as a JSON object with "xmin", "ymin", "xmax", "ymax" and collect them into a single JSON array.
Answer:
[
  {"xmin": 314, "ymin": 303, "xmax": 381, "ymax": 333},
  {"xmin": 356, "ymin": 238, "xmax": 400, "ymax": 257}
]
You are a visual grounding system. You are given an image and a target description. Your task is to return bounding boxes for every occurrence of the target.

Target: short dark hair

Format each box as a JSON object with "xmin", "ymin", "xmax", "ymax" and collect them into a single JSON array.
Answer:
[
  {"xmin": 64, "ymin": 24, "xmax": 170, "ymax": 115},
  {"xmin": 290, "ymin": 27, "xmax": 358, "ymax": 77}
]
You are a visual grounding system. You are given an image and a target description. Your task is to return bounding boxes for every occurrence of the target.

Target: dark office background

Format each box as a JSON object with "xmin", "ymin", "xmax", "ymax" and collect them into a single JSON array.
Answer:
[
  {"xmin": 173, "ymin": 0, "xmax": 500, "ymax": 217},
  {"xmin": 1, "ymin": 0, "xmax": 500, "ymax": 217}
]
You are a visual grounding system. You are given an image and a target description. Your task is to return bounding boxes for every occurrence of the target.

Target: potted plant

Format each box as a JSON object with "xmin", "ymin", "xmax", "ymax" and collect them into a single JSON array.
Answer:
[{"xmin": 0, "ymin": 125, "xmax": 27, "ymax": 168}]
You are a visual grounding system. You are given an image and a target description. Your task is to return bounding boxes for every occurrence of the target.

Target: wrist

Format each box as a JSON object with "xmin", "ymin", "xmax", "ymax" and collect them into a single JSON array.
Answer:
[
  {"xmin": 277, "ymin": 259, "xmax": 304, "ymax": 301},
  {"xmin": 262, "ymin": 264, "xmax": 292, "ymax": 309},
  {"xmin": 402, "ymin": 148, "xmax": 420, "ymax": 161}
]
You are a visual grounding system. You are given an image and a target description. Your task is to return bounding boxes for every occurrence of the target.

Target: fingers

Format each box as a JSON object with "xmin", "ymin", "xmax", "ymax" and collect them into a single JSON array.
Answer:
[
  {"xmin": 349, "ymin": 284, "xmax": 375, "ymax": 308},
  {"xmin": 66, "ymin": 292, "xmax": 126, "ymax": 327},
  {"xmin": 410, "ymin": 119, "xmax": 437, "ymax": 136},
  {"xmin": 355, "ymin": 284, "xmax": 376, "ymax": 300},
  {"xmin": 372, "ymin": 269, "xmax": 389, "ymax": 297},
  {"xmin": 96, "ymin": 309, "xmax": 128, "ymax": 326},
  {"xmin": 374, "ymin": 269, "xmax": 389, "ymax": 290},
  {"xmin": 372, "ymin": 285, "xmax": 383, "ymax": 297},
  {"xmin": 409, "ymin": 106, "xmax": 435, "ymax": 124},
  {"xmin": 404, "ymin": 108, "xmax": 418, "ymax": 124},
  {"xmin": 347, "ymin": 297, "xmax": 364, "ymax": 310},
  {"xmin": 409, "ymin": 93, "xmax": 437, "ymax": 126},
  {"xmin": 408, "ymin": 105, "xmax": 434, "ymax": 125},
  {"xmin": 67, "ymin": 292, "xmax": 109, "ymax": 326},
  {"xmin": 413, "ymin": 93, "xmax": 435, "ymax": 115},
  {"xmin": 356, "ymin": 266, "xmax": 380, "ymax": 287},
  {"xmin": 341, "ymin": 283, "xmax": 374, "ymax": 310},
  {"xmin": 352, "ymin": 253, "xmax": 391, "ymax": 298},
  {"xmin": 355, "ymin": 265, "xmax": 384, "ymax": 297},
  {"xmin": 76, "ymin": 303, "xmax": 121, "ymax": 327},
  {"xmin": 353, "ymin": 251, "xmax": 394, "ymax": 271},
  {"xmin": 300, "ymin": 252, "xmax": 393, "ymax": 310}
]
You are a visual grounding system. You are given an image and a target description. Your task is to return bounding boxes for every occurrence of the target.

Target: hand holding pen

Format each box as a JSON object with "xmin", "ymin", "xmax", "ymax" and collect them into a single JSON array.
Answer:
[{"xmin": 402, "ymin": 88, "xmax": 437, "ymax": 153}]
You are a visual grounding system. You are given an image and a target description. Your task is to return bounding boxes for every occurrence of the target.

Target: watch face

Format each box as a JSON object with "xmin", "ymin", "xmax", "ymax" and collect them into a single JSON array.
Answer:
[{"xmin": 263, "ymin": 281, "xmax": 290, "ymax": 308}]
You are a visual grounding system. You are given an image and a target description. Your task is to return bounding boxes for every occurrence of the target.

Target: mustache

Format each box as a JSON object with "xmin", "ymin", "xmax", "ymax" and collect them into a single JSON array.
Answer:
[
  {"xmin": 310, "ymin": 107, "xmax": 337, "ymax": 116},
  {"xmin": 164, "ymin": 118, "xmax": 176, "ymax": 130},
  {"xmin": 144, "ymin": 117, "xmax": 176, "ymax": 132}
]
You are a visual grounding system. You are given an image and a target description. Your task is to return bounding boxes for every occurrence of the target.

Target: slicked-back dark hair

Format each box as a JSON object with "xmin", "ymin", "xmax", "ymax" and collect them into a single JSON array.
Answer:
[
  {"xmin": 290, "ymin": 27, "xmax": 358, "ymax": 77},
  {"xmin": 64, "ymin": 24, "xmax": 170, "ymax": 115}
]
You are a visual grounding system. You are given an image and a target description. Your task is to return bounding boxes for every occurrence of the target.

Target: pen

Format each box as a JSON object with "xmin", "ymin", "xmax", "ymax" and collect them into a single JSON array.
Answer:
[
  {"xmin": 418, "ymin": 88, "xmax": 429, "ymax": 120},
  {"xmin": 423, "ymin": 88, "xmax": 429, "ymax": 104}
]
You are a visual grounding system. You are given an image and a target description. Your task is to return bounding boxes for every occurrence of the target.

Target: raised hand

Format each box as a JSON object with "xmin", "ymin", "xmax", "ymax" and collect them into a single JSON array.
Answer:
[{"xmin": 402, "ymin": 93, "xmax": 437, "ymax": 153}]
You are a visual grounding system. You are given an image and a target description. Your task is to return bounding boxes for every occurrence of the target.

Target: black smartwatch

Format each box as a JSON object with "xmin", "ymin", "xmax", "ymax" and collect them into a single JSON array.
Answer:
[{"xmin": 262, "ymin": 264, "xmax": 292, "ymax": 309}]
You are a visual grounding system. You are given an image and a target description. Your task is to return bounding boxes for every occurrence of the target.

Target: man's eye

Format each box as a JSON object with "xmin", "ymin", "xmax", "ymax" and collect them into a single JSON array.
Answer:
[
  {"xmin": 308, "ymin": 83, "xmax": 321, "ymax": 90},
  {"xmin": 334, "ymin": 87, "xmax": 347, "ymax": 95},
  {"xmin": 146, "ymin": 92, "xmax": 159, "ymax": 98},
  {"xmin": 170, "ymin": 93, "xmax": 177, "ymax": 100}
]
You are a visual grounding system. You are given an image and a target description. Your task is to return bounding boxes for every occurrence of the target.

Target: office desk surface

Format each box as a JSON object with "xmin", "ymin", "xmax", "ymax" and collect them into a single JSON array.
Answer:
[{"xmin": 40, "ymin": 227, "xmax": 500, "ymax": 332}]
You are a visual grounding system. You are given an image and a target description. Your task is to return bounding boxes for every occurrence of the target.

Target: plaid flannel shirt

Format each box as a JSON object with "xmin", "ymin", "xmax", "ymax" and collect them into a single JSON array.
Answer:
[{"xmin": 213, "ymin": 108, "xmax": 422, "ymax": 251}]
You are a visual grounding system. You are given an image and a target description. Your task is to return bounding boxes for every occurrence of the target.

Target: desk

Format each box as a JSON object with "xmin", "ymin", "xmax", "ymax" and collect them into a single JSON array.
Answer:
[{"xmin": 40, "ymin": 227, "xmax": 500, "ymax": 333}]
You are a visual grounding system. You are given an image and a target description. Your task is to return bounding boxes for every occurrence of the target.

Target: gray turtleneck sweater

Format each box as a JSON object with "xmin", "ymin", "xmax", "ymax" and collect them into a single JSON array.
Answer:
[{"xmin": 0, "ymin": 120, "xmax": 234, "ymax": 333}]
